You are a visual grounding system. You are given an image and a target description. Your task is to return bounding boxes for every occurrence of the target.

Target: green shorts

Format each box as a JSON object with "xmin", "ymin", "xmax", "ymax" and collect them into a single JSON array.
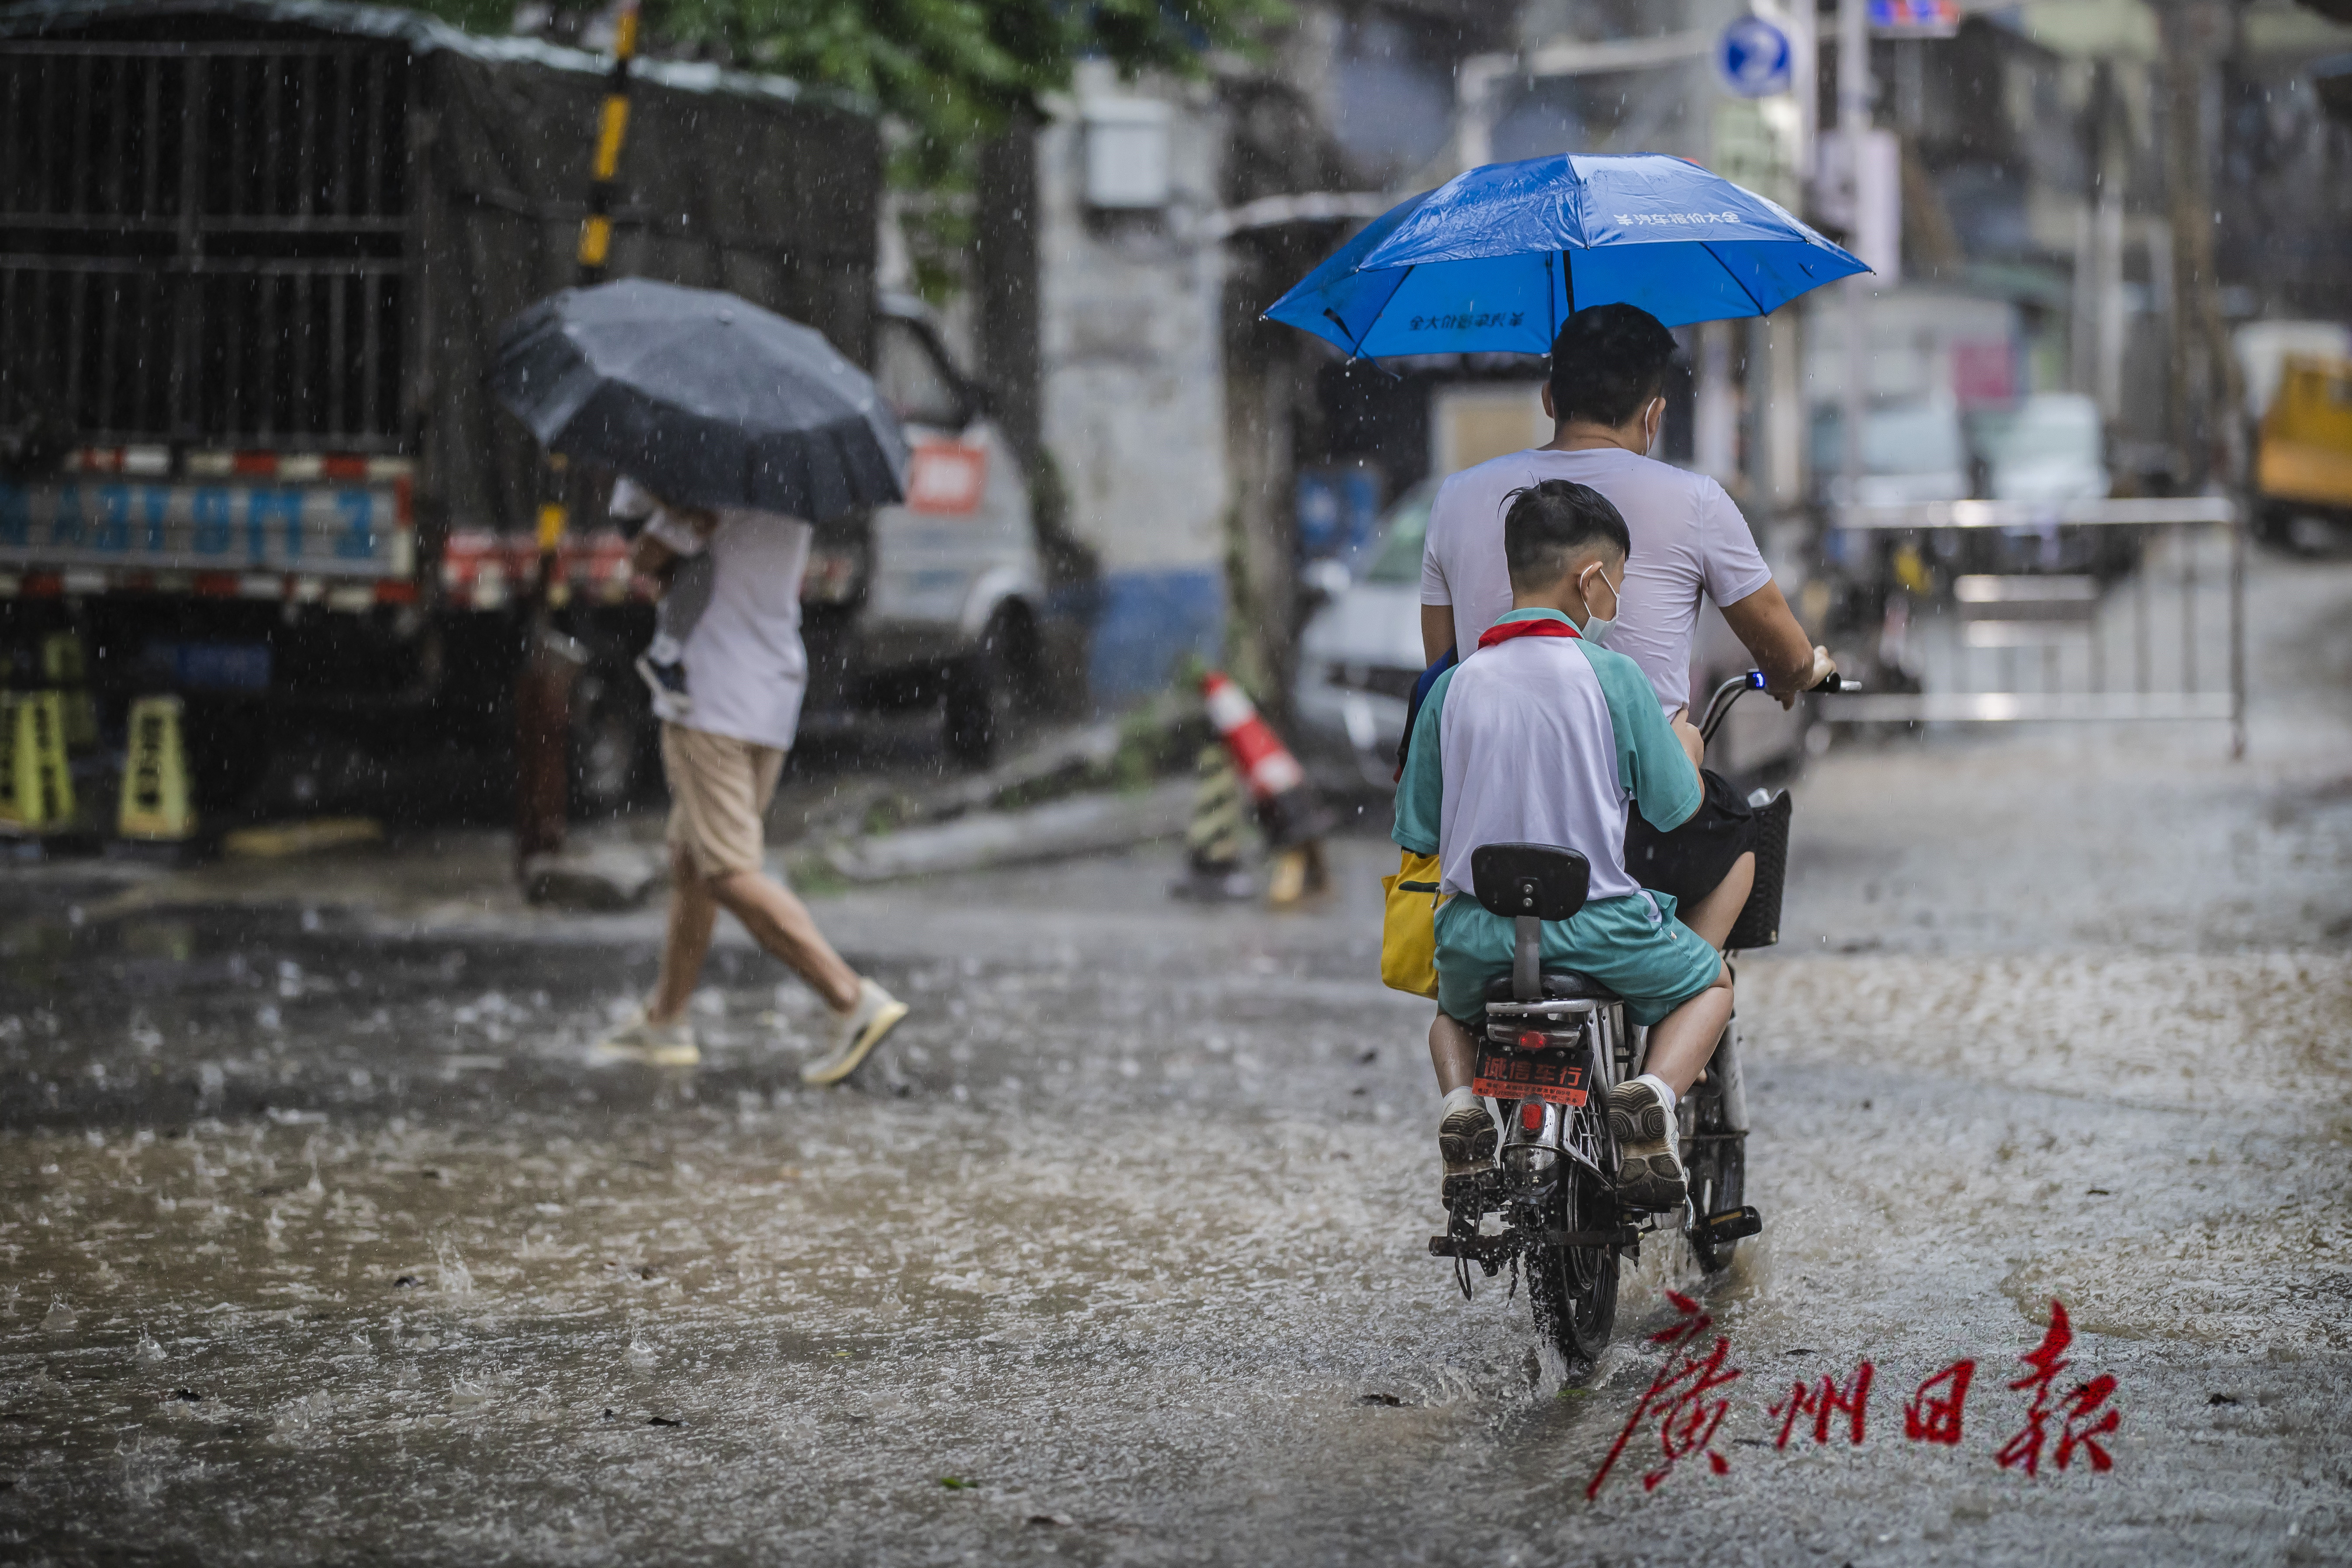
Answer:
[{"xmin": 1433, "ymin": 889, "xmax": 1723, "ymax": 1028}]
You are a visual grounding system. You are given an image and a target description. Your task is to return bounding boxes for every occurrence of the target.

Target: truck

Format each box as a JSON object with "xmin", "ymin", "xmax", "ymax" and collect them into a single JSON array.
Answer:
[
  {"xmin": 0, "ymin": 0, "xmax": 1060, "ymax": 827},
  {"xmin": 2252, "ymin": 353, "xmax": 2352, "ymax": 554}
]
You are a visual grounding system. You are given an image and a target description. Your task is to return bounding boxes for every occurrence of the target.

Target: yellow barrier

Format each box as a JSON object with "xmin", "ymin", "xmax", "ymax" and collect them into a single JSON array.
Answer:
[
  {"xmin": 0, "ymin": 692, "xmax": 76, "ymax": 831},
  {"xmin": 118, "ymin": 694, "xmax": 197, "ymax": 841},
  {"xmin": 38, "ymin": 631, "xmax": 98, "ymax": 751}
]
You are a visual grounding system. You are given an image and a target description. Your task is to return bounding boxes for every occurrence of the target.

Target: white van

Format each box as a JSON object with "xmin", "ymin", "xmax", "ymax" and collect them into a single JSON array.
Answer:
[{"xmin": 798, "ymin": 294, "xmax": 1052, "ymax": 765}]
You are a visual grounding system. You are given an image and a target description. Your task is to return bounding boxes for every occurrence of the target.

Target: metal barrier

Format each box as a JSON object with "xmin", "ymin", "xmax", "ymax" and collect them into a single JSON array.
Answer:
[
  {"xmin": 1816, "ymin": 497, "xmax": 2245, "ymax": 758},
  {"xmin": 0, "ymin": 38, "xmax": 410, "ymax": 449}
]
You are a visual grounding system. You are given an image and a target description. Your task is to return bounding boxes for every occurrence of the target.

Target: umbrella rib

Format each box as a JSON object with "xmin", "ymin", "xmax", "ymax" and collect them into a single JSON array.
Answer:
[
  {"xmin": 1321, "ymin": 307, "xmax": 1357, "ymax": 358},
  {"xmin": 1374, "ymin": 264, "xmax": 1415, "ymax": 359},
  {"xmin": 1702, "ymin": 242, "xmax": 1768, "ymax": 318}
]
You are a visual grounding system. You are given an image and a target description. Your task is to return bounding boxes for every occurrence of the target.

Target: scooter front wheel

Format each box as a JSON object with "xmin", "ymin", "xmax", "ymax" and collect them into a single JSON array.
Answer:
[{"xmin": 1682, "ymin": 1065, "xmax": 1746, "ymax": 1273}]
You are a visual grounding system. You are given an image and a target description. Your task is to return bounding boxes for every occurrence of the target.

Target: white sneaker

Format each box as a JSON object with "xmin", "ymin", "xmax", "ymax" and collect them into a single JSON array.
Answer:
[
  {"xmin": 591, "ymin": 1012, "xmax": 700, "ymax": 1068},
  {"xmin": 1438, "ymin": 1095, "xmax": 1497, "ymax": 1211},
  {"xmin": 1608, "ymin": 1079, "xmax": 1688, "ymax": 1211},
  {"xmin": 799, "ymin": 979, "xmax": 908, "ymax": 1086}
]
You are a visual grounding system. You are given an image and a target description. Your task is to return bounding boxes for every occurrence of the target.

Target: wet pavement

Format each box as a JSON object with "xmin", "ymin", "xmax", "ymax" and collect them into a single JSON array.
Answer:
[{"xmin": 4, "ymin": 553, "xmax": 2350, "ymax": 1566}]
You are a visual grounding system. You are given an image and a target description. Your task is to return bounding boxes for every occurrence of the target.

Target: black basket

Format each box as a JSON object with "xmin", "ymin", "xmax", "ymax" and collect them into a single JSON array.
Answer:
[{"xmin": 1726, "ymin": 789, "xmax": 1792, "ymax": 950}]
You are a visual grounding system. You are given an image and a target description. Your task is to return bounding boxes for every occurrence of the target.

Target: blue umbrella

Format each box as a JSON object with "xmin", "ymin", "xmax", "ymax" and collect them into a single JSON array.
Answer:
[{"xmin": 1265, "ymin": 152, "xmax": 1867, "ymax": 361}]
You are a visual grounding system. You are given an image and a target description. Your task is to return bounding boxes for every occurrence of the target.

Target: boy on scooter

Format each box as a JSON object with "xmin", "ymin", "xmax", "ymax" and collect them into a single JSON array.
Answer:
[{"xmin": 1392, "ymin": 479, "xmax": 1734, "ymax": 1213}]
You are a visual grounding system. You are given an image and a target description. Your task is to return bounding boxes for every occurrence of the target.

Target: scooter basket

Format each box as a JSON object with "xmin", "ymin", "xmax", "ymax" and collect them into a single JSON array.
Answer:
[{"xmin": 1726, "ymin": 789, "xmax": 1792, "ymax": 950}]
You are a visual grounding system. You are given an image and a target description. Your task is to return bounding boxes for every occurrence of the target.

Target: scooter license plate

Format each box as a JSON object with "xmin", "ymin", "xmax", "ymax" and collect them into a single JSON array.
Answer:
[{"xmin": 1471, "ymin": 1048, "xmax": 1588, "ymax": 1107}]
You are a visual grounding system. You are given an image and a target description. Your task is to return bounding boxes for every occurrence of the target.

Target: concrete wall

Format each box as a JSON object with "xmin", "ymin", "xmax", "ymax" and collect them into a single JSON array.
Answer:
[{"xmin": 1036, "ymin": 63, "xmax": 1231, "ymax": 709}]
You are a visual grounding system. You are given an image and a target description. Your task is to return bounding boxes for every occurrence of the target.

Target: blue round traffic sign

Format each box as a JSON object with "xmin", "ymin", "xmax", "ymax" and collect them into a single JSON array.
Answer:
[{"xmin": 1717, "ymin": 17, "xmax": 1793, "ymax": 98}]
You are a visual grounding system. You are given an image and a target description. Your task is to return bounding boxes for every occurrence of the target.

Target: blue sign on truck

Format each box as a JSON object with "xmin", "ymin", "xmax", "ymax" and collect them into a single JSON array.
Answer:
[{"xmin": 0, "ymin": 482, "xmax": 408, "ymax": 577}]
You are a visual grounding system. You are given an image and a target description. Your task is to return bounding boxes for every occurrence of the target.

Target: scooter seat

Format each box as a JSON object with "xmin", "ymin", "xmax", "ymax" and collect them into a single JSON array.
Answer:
[{"xmin": 1483, "ymin": 971, "xmax": 1620, "ymax": 1006}]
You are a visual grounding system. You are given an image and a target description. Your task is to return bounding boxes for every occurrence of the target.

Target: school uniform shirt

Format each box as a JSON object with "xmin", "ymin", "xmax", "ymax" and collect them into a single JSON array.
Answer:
[
  {"xmin": 1419, "ymin": 445, "xmax": 1774, "ymax": 715},
  {"xmin": 1391, "ymin": 609, "xmax": 1701, "ymax": 904},
  {"xmin": 612, "ymin": 476, "xmax": 813, "ymax": 753}
]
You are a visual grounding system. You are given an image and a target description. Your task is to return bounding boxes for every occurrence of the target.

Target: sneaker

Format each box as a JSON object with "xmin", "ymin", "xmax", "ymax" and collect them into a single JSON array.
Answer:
[
  {"xmin": 1438, "ymin": 1098, "xmax": 1498, "ymax": 1210},
  {"xmin": 591, "ymin": 1012, "xmax": 699, "ymax": 1068},
  {"xmin": 799, "ymin": 979, "xmax": 908, "ymax": 1087},
  {"xmin": 1609, "ymin": 1080, "xmax": 1688, "ymax": 1211}
]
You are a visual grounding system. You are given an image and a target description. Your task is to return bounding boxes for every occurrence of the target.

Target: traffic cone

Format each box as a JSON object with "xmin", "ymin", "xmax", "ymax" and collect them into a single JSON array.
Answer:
[
  {"xmin": 1199, "ymin": 671, "xmax": 1332, "ymax": 907},
  {"xmin": 1170, "ymin": 741, "xmax": 1255, "ymax": 901},
  {"xmin": 39, "ymin": 631, "xmax": 97, "ymax": 751},
  {"xmin": 0, "ymin": 692, "xmax": 75, "ymax": 832},
  {"xmin": 118, "ymin": 695, "xmax": 197, "ymax": 842}
]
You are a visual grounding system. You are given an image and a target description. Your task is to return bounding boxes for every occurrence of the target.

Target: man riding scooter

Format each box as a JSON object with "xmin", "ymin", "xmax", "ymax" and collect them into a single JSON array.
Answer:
[{"xmin": 1412, "ymin": 303, "xmax": 1835, "ymax": 1201}]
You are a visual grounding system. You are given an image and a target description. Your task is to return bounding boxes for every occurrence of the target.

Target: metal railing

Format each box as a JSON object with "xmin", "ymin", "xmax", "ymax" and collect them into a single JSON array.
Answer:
[
  {"xmin": 0, "ymin": 39, "xmax": 410, "ymax": 450},
  {"xmin": 1816, "ymin": 497, "xmax": 2245, "ymax": 758}
]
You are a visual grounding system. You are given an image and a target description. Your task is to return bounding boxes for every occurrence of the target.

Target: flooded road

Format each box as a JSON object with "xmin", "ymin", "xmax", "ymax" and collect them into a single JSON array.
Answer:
[{"xmin": 5, "ymin": 557, "xmax": 2350, "ymax": 1566}]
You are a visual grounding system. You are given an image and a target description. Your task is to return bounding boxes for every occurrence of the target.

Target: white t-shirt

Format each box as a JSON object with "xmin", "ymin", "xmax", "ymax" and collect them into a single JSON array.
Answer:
[
  {"xmin": 1434, "ymin": 632, "xmax": 1653, "ymax": 903},
  {"xmin": 1419, "ymin": 446, "xmax": 1774, "ymax": 714},
  {"xmin": 612, "ymin": 477, "xmax": 813, "ymax": 753}
]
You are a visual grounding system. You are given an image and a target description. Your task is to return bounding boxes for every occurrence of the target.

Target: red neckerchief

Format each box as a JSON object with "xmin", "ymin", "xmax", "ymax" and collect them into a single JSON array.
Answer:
[{"xmin": 1476, "ymin": 617, "xmax": 1582, "ymax": 650}]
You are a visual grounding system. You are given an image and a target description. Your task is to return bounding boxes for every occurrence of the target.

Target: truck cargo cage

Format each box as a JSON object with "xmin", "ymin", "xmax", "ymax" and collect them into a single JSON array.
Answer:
[
  {"xmin": 1819, "ymin": 497, "xmax": 2245, "ymax": 759},
  {"xmin": 0, "ymin": 37, "xmax": 410, "ymax": 451}
]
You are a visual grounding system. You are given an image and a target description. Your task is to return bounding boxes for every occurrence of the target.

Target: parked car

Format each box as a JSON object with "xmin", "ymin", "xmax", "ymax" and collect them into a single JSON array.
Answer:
[
  {"xmin": 802, "ymin": 293, "xmax": 1050, "ymax": 767},
  {"xmin": 1293, "ymin": 481, "xmax": 1435, "ymax": 786},
  {"xmin": 1965, "ymin": 393, "xmax": 2111, "ymax": 504},
  {"xmin": 1811, "ymin": 401, "xmax": 1971, "ymax": 508}
]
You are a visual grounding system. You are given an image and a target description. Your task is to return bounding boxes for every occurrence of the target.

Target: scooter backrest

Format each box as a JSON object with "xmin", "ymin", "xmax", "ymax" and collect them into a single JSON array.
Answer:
[{"xmin": 1470, "ymin": 842, "xmax": 1590, "ymax": 922}]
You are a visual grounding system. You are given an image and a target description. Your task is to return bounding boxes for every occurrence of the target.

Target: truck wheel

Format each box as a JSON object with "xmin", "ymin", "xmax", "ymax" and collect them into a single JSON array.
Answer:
[
  {"xmin": 943, "ymin": 606, "xmax": 1039, "ymax": 768},
  {"xmin": 570, "ymin": 665, "xmax": 652, "ymax": 817},
  {"xmin": 942, "ymin": 651, "xmax": 1000, "ymax": 768}
]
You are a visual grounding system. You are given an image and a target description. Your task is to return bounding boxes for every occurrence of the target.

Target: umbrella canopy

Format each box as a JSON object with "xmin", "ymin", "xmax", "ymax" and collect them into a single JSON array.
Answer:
[
  {"xmin": 490, "ymin": 278, "xmax": 908, "ymax": 521},
  {"xmin": 1265, "ymin": 152, "xmax": 1867, "ymax": 361}
]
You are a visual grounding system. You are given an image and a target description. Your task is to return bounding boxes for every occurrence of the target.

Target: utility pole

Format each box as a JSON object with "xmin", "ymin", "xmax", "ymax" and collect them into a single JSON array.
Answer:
[
  {"xmin": 2078, "ymin": 60, "xmax": 2127, "ymax": 424},
  {"xmin": 2155, "ymin": 0, "xmax": 2242, "ymax": 493},
  {"xmin": 975, "ymin": 121, "xmax": 1044, "ymax": 474},
  {"xmin": 1837, "ymin": 0, "xmax": 1871, "ymax": 507},
  {"xmin": 514, "ymin": 0, "xmax": 640, "ymax": 884}
]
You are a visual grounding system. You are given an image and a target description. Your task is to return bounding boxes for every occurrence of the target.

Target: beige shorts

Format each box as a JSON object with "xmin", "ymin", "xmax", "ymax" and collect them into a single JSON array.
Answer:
[{"xmin": 661, "ymin": 723, "xmax": 784, "ymax": 879}]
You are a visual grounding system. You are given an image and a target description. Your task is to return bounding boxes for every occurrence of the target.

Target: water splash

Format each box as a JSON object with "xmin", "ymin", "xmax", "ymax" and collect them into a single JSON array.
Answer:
[{"xmin": 433, "ymin": 1238, "xmax": 474, "ymax": 1298}]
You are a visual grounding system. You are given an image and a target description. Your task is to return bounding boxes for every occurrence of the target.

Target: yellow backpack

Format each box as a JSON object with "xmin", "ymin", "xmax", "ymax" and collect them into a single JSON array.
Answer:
[{"xmin": 1380, "ymin": 849, "xmax": 1443, "ymax": 998}]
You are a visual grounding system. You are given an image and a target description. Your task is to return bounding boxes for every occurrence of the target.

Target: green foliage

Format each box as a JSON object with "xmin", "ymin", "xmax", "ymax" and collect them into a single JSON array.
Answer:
[
  {"xmin": 409, "ymin": 1, "xmax": 1285, "ymax": 300},
  {"xmin": 415, "ymin": 0, "xmax": 511, "ymax": 31},
  {"xmin": 422, "ymin": 2, "xmax": 1284, "ymax": 141}
]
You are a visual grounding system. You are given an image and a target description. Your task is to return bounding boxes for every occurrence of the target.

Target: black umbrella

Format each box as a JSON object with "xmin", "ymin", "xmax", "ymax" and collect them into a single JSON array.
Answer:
[{"xmin": 490, "ymin": 278, "xmax": 908, "ymax": 521}]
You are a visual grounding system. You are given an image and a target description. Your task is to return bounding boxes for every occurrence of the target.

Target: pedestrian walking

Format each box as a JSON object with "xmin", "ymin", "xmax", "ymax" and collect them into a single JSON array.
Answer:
[
  {"xmin": 490, "ymin": 279, "xmax": 915, "ymax": 1085},
  {"xmin": 594, "ymin": 475, "xmax": 907, "ymax": 1083}
]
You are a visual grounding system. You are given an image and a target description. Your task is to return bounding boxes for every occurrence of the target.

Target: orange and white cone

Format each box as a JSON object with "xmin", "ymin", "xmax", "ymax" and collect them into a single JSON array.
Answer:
[{"xmin": 1200, "ymin": 671, "xmax": 1331, "ymax": 905}]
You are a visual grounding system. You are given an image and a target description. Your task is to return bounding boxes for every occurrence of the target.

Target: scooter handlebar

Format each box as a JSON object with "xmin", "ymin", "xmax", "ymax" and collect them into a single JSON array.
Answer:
[
  {"xmin": 1736, "ymin": 668, "xmax": 1861, "ymax": 695},
  {"xmin": 1704, "ymin": 667, "xmax": 1860, "ymax": 744}
]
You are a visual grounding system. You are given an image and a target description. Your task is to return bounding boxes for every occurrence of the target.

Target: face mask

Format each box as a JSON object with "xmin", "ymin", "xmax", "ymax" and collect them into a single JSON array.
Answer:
[
  {"xmin": 1579, "ymin": 561, "xmax": 1623, "ymax": 643},
  {"xmin": 1641, "ymin": 398, "xmax": 1664, "ymax": 458}
]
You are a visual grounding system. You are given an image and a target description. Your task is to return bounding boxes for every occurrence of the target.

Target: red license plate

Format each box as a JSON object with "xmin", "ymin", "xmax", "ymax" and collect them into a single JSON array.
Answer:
[{"xmin": 1472, "ymin": 1049, "xmax": 1588, "ymax": 1107}]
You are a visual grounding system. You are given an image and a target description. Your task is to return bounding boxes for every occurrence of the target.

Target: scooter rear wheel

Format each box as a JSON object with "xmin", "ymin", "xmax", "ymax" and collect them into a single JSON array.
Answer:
[{"xmin": 1526, "ymin": 1161, "xmax": 1620, "ymax": 1376}]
